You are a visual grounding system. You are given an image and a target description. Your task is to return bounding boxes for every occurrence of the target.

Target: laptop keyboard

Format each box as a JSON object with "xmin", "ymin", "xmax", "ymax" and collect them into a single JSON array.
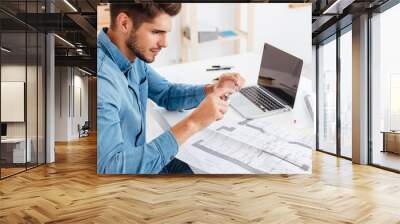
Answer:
[{"xmin": 240, "ymin": 86, "xmax": 285, "ymax": 111}]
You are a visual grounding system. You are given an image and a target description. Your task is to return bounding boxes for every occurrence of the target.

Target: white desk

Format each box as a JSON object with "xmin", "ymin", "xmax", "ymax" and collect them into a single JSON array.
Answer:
[
  {"xmin": 150, "ymin": 53, "xmax": 315, "ymax": 174},
  {"xmin": 1, "ymin": 138, "xmax": 31, "ymax": 163}
]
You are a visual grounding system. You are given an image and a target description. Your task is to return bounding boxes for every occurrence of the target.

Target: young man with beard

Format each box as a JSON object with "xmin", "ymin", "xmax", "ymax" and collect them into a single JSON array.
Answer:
[{"xmin": 97, "ymin": 3, "xmax": 245, "ymax": 174}]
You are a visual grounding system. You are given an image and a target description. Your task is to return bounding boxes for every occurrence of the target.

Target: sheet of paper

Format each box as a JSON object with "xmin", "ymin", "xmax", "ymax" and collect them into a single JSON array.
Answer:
[{"xmin": 175, "ymin": 116, "xmax": 313, "ymax": 174}]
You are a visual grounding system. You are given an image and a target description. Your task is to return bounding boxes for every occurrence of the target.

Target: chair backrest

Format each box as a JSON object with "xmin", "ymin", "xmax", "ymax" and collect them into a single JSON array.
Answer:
[{"xmin": 82, "ymin": 121, "xmax": 90, "ymax": 129}]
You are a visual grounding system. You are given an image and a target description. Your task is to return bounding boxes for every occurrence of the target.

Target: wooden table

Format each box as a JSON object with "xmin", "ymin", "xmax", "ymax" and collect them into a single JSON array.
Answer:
[{"xmin": 381, "ymin": 131, "xmax": 400, "ymax": 154}]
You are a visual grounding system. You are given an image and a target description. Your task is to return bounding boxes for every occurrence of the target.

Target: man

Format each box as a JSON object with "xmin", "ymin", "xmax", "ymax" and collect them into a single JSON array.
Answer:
[{"xmin": 97, "ymin": 3, "xmax": 245, "ymax": 174}]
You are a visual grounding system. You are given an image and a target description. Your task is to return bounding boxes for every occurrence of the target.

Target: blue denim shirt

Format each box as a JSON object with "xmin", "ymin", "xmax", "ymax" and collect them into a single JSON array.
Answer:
[{"xmin": 97, "ymin": 28, "xmax": 206, "ymax": 174}]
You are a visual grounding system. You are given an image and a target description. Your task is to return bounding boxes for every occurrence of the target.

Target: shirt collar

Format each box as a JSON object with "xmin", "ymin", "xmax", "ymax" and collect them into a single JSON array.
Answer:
[{"xmin": 97, "ymin": 27, "xmax": 132, "ymax": 75}]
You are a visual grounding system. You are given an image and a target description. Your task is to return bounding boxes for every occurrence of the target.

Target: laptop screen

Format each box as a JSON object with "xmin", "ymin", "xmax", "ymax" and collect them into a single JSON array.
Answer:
[{"xmin": 257, "ymin": 43, "xmax": 303, "ymax": 108}]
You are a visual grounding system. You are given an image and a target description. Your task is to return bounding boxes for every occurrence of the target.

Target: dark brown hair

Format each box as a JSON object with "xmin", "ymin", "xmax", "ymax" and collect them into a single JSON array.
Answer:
[{"xmin": 110, "ymin": 2, "xmax": 182, "ymax": 30}]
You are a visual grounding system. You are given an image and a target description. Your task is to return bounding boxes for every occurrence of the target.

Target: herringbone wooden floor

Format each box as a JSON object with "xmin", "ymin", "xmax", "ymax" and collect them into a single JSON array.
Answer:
[{"xmin": 1, "ymin": 134, "xmax": 400, "ymax": 224}]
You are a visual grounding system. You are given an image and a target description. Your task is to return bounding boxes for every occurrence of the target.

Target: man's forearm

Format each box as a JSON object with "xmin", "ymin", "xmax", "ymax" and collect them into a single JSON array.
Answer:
[
  {"xmin": 169, "ymin": 85, "xmax": 213, "ymax": 145},
  {"xmin": 171, "ymin": 83, "xmax": 232, "ymax": 145},
  {"xmin": 170, "ymin": 115, "xmax": 201, "ymax": 145}
]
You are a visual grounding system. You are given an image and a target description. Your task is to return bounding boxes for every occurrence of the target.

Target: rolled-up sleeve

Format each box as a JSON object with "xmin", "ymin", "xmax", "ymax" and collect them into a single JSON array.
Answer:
[{"xmin": 145, "ymin": 63, "xmax": 206, "ymax": 111}]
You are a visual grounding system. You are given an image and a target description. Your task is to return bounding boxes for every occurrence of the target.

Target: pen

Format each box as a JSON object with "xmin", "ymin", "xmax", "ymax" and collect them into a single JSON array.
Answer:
[{"xmin": 206, "ymin": 67, "xmax": 233, "ymax": 71}]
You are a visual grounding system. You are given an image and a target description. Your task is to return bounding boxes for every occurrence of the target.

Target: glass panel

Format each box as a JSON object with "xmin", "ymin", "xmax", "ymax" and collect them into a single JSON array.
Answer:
[
  {"xmin": 37, "ymin": 0, "xmax": 46, "ymax": 165},
  {"xmin": 371, "ymin": 3, "xmax": 400, "ymax": 171},
  {"xmin": 27, "ymin": 31, "xmax": 38, "ymax": 169},
  {"xmin": 0, "ymin": 0, "xmax": 46, "ymax": 178},
  {"xmin": 340, "ymin": 29, "xmax": 352, "ymax": 158},
  {"xmin": 1, "ymin": 25, "xmax": 27, "ymax": 177},
  {"xmin": 26, "ymin": 0, "xmax": 39, "ymax": 169},
  {"xmin": 391, "ymin": 75, "xmax": 400, "ymax": 130},
  {"xmin": 38, "ymin": 32, "xmax": 45, "ymax": 165},
  {"xmin": 318, "ymin": 37, "xmax": 337, "ymax": 154}
]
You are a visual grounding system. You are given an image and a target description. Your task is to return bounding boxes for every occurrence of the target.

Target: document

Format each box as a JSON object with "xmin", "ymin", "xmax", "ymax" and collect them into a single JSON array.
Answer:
[{"xmin": 175, "ymin": 115, "xmax": 314, "ymax": 174}]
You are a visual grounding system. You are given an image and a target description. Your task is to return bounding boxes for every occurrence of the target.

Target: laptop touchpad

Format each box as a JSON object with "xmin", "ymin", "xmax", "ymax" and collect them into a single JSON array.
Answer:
[{"xmin": 230, "ymin": 93, "xmax": 262, "ymax": 113}]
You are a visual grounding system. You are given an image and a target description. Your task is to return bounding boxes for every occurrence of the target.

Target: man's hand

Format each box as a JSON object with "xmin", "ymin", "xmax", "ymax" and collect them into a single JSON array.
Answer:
[
  {"xmin": 189, "ymin": 87, "xmax": 232, "ymax": 129},
  {"xmin": 215, "ymin": 72, "xmax": 245, "ymax": 91},
  {"xmin": 170, "ymin": 87, "xmax": 232, "ymax": 145},
  {"xmin": 205, "ymin": 73, "xmax": 245, "ymax": 98},
  {"xmin": 171, "ymin": 73, "xmax": 245, "ymax": 145}
]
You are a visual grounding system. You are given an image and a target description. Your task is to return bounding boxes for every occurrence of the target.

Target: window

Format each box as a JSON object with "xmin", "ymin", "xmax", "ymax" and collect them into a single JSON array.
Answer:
[
  {"xmin": 370, "ymin": 2, "xmax": 400, "ymax": 171},
  {"xmin": 0, "ymin": 0, "xmax": 46, "ymax": 179},
  {"xmin": 318, "ymin": 37, "xmax": 337, "ymax": 155},
  {"xmin": 317, "ymin": 25, "xmax": 353, "ymax": 159},
  {"xmin": 339, "ymin": 28, "xmax": 352, "ymax": 158},
  {"xmin": 390, "ymin": 74, "xmax": 400, "ymax": 130}
]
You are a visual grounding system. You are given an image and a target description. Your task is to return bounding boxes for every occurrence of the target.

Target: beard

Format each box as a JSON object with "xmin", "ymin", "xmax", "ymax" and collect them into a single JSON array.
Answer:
[{"xmin": 126, "ymin": 30, "xmax": 154, "ymax": 63}]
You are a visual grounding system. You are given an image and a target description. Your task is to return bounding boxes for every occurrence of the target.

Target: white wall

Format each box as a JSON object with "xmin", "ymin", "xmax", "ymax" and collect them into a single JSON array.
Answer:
[
  {"xmin": 1, "ymin": 65, "xmax": 26, "ymax": 81},
  {"xmin": 54, "ymin": 67, "xmax": 89, "ymax": 141},
  {"xmin": 72, "ymin": 73, "xmax": 89, "ymax": 138},
  {"xmin": 252, "ymin": 4, "xmax": 312, "ymax": 74},
  {"xmin": 55, "ymin": 66, "xmax": 68, "ymax": 141},
  {"xmin": 196, "ymin": 3, "xmax": 237, "ymax": 60},
  {"xmin": 154, "ymin": 3, "xmax": 312, "ymax": 75}
]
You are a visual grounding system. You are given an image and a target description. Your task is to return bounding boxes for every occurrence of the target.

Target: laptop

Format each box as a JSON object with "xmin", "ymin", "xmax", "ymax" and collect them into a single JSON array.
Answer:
[{"xmin": 230, "ymin": 43, "xmax": 303, "ymax": 119}]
